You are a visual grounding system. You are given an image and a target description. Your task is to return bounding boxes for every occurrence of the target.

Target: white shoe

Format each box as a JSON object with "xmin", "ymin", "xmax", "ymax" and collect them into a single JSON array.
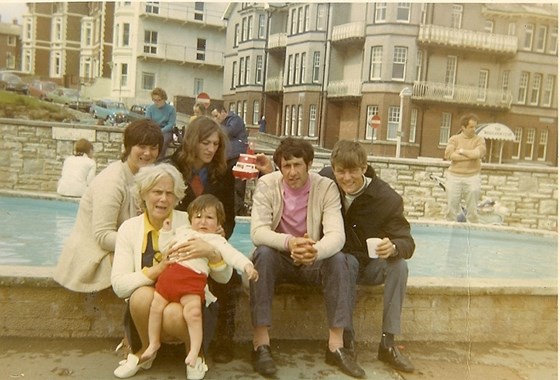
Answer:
[
  {"xmin": 186, "ymin": 357, "xmax": 208, "ymax": 380},
  {"xmin": 114, "ymin": 353, "xmax": 155, "ymax": 378}
]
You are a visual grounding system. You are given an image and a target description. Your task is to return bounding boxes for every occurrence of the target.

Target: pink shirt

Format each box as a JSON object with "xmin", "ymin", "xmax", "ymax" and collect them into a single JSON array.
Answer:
[{"xmin": 277, "ymin": 178, "xmax": 311, "ymax": 247}]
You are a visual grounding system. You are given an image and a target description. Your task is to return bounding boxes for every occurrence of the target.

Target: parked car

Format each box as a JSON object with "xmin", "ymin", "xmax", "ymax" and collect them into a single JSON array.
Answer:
[
  {"xmin": 127, "ymin": 104, "xmax": 149, "ymax": 121},
  {"xmin": 91, "ymin": 99, "xmax": 129, "ymax": 124},
  {"xmin": 46, "ymin": 87, "xmax": 93, "ymax": 112},
  {"xmin": 0, "ymin": 71, "xmax": 29, "ymax": 95},
  {"xmin": 28, "ymin": 80, "xmax": 57, "ymax": 100}
]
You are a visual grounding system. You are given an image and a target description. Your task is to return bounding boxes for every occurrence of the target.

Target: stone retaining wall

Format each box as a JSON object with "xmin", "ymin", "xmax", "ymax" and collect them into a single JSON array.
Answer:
[
  {"xmin": 0, "ymin": 267, "xmax": 556, "ymax": 345},
  {"xmin": 0, "ymin": 118, "xmax": 557, "ymax": 231}
]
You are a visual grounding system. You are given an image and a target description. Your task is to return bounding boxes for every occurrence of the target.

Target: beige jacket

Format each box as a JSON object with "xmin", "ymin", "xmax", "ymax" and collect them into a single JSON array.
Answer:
[{"xmin": 54, "ymin": 160, "xmax": 138, "ymax": 292}]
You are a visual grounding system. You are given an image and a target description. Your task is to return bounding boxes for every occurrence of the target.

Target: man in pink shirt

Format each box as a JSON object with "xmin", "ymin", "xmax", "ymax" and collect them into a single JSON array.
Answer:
[{"xmin": 249, "ymin": 138, "xmax": 365, "ymax": 378}]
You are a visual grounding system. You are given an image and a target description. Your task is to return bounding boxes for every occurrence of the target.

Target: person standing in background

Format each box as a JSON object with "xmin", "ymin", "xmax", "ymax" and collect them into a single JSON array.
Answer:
[
  {"xmin": 211, "ymin": 105, "xmax": 249, "ymax": 215},
  {"xmin": 146, "ymin": 87, "xmax": 177, "ymax": 161},
  {"xmin": 57, "ymin": 138, "xmax": 96, "ymax": 197},
  {"xmin": 444, "ymin": 113, "xmax": 486, "ymax": 223}
]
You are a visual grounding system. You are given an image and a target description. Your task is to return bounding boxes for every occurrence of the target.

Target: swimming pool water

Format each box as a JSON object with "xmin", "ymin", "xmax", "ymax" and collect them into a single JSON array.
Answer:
[{"xmin": 0, "ymin": 196, "xmax": 557, "ymax": 280}]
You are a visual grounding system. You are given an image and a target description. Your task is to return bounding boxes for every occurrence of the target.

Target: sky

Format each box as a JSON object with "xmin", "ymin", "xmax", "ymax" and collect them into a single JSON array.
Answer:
[{"xmin": 0, "ymin": 2, "xmax": 27, "ymax": 24}]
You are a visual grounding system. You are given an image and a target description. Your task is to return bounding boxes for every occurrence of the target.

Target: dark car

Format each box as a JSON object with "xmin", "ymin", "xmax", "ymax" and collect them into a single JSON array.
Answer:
[
  {"xmin": 128, "ymin": 104, "xmax": 149, "ymax": 121},
  {"xmin": 0, "ymin": 72, "xmax": 29, "ymax": 95},
  {"xmin": 28, "ymin": 80, "xmax": 57, "ymax": 100},
  {"xmin": 46, "ymin": 87, "xmax": 93, "ymax": 112}
]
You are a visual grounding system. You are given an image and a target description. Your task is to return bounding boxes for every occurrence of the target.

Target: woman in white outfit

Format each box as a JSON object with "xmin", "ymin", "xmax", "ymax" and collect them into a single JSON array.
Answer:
[{"xmin": 57, "ymin": 138, "xmax": 96, "ymax": 197}]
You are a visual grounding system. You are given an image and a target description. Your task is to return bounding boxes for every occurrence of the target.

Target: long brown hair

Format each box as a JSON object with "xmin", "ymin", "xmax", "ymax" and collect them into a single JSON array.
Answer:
[{"xmin": 175, "ymin": 116, "xmax": 228, "ymax": 183}]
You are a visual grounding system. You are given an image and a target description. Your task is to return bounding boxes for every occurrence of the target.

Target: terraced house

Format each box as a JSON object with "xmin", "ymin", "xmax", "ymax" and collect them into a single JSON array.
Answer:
[{"xmin": 223, "ymin": 3, "xmax": 557, "ymax": 165}]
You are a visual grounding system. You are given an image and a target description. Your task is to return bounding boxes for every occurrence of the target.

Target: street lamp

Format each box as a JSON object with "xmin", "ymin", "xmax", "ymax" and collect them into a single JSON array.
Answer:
[{"xmin": 396, "ymin": 87, "xmax": 413, "ymax": 158}]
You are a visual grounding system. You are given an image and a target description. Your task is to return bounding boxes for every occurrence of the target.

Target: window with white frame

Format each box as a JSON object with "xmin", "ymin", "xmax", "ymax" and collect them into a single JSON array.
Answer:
[
  {"xmin": 287, "ymin": 55, "xmax": 293, "ymax": 85},
  {"xmin": 51, "ymin": 51, "xmax": 62, "ymax": 77},
  {"xmin": 248, "ymin": 15, "xmax": 253, "ymax": 40},
  {"xmin": 512, "ymin": 128, "xmax": 522, "ymax": 159},
  {"xmin": 194, "ymin": 2, "xmax": 204, "ymax": 21},
  {"xmin": 370, "ymin": 46, "xmax": 382, "ymax": 80},
  {"xmin": 365, "ymin": 105, "xmax": 378, "ymax": 140},
  {"xmin": 123, "ymin": 23, "xmax": 130, "ymax": 47},
  {"xmin": 484, "ymin": 20, "xmax": 494, "ymax": 33},
  {"xmin": 529, "ymin": 74, "xmax": 542, "ymax": 105},
  {"xmin": 82, "ymin": 57, "xmax": 91, "ymax": 78},
  {"xmin": 23, "ymin": 50, "xmax": 31, "ymax": 72},
  {"xmin": 25, "ymin": 18, "xmax": 32, "ymax": 40},
  {"xmin": 525, "ymin": 128, "xmax": 535, "ymax": 159},
  {"xmin": 121, "ymin": 63, "xmax": 128, "ymax": 87},
  {"xmin": 444, "ymin": 56, "xmax": 457, "ymax": 96},
  {"xmin": 53, "ymin": 17, "xmax": 62, "ymax": 42},
  {"xmin": 243, "ymin": 101, "xmax": 247, "ymax": 123},
  {"xmin": 523, "ymin": 24, "xmax": 534, "ymax": 50},
  {"xmin": 237, "ymin": 101, "xmax": 242, "ymax": 118},
  {"xmin": 396, "ymin": 3, "xmax": 410, "ymax": 23},
  {"xmin": 375, "ymin": 3, "xmax": 386, "ymax": 23},
  {"xmin": 439, "ymin": 113, "xmax": 452, "ymax": 145},
  {"xmin": 284, "ymin": 106, "xmax": 290, "ymax": 135},
  {"xmin": 297, "ymin": 7, "xmax": 304, "ymax": 33},
  {"xmin": 408, "ymin": 108, "xmax": 417, "ymax": 143},
  {"xmin": 312, "ymin": 52, "xmax": 320, "ymax": 83},
  {"xmin": 420, "ymin": 3, "xmax": 427, "ymax": 24},
  {"xmin": 6, "ymin": 52, "xmax": 14, "ymax": 69},
  {"xmin": 392, "ymin": 46, "xmax": 407, "ymax": 80},
  {"xmin": 234, "ymin": 24, "xmax": 239, "ymax": 47},
  {"xmin": 297, "ymin": 105, "xmax": 303, "ymax": 135},
  {"xmin": 537, "ymin": 129, "xmax": 548, "ymax": 161},
  {"xmin": 194, "ymin": 78, "xmax": 203, "ymax": 96},
  {"xmin": 146, "ymin": 1, "xmax": 159, "ymax": 14},
  {"xmin": 144, "ymin": 30, "xmax": 158, "ymax": 54},
  {"xmin": 258, "ymin": 15, "xmax": 266, "ymax": 38},
  {"xmin": 451, "ymin": 4, "xmax": 463, "ymax": 29},
  {"xmin": 255, "ymin": 55, "xmax": 263, "ymax": 84},
  {"xmin": 196, "ymin": 38, "xmax": 206, "ymax": 60},
  {"xmin": 308, "ymin": 104, "xmax": 317, "ymax": 137},
  {"xmin": 84, "ymin": 22, "xmax": 93, "ymax": 45},
  {"xmin": 253, "ymin": 100, "xmax": 259, "ymax": 124},
  {"xmin": 517, "ymin": 71, "xmax": 529, "ymax": 104},
  {"xmin": 549, "ymin": 27, "xmax": 557, "ymax": 54},
  {"xmin": 415, "ymin": 50, "xmax": 422, "ymax": 81},
  {"xmin": 291, "ymin": 105, "xmax": 297, "ymax": 135},
  {"xmin": 245, "ymin": 56, "xmax": 251, "ymax": 84},
  {"xmin": 477, "ymin": 70, "xmax": 488, "ymax": 101},
  {"xmin": 240, "ymin": 57, "xmax": 246, "ymax": 85},
  {"xmin": 508, "ymin": 22, "xmax": 516, "ymax": 36},
  {"xmin": 317, "ymin": 4, "xmax": 327, "ymax": 30},
  {"xmin": 115, "ymin": 24, "xmax": 119, "ymax": 46},
  {"xmin": 387, "ymin": 106, "xmax": 400, "ymax": 140},
  {"xmin": 241, "ymin": 17, "xmax": 247, "ymax": 41},
  {"xmin": 142, "ymin": 72, "xmax": 155, "ymax": 90},
  {"xmin": 7, "ymin": 35, "xmax": 15, "ymax": 47},
  {"xmin": 501, "ymin": 70, "xmax": 510, "ymax": 103},
  {"xmin": 304, "ymin": 5, "xmax": 310, "ymax": 31},
  {"xmin": 294, "ymin": 53, "xmax": 300, "ymax": 84},
  {"xmin": 232, "ymin": 61, "xmax": 237, "ymax": 88},
  {"xmin": 290, "ymin": 8, "xmax": 297, "ymax": 35},
  {"xmin": 300, "ymin": 53, "xmax": 306, "ymax": 83},
  {"xmin": 542, "ymin": 74, "xmax": 555, "ymax": 107},
  {"xmin": 535, "ymin": 25, "xmax": 547, "ymax": 52}
]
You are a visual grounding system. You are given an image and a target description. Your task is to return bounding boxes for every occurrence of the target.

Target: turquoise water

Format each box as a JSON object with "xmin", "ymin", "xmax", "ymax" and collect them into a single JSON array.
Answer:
[{"xmin": 0, "ymin": 196, "xmax": 557, "ymax": 280}]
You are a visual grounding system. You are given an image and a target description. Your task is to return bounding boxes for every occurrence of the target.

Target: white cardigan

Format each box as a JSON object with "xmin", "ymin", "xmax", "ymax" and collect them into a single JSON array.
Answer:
[{"xmin": 111, "ymin": 210, "xmax": 233, "ymax": 302}]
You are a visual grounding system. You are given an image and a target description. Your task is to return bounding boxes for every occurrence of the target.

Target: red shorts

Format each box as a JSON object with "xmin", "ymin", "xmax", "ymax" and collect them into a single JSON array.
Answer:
[{"xmin": 155, "ymin": 263, "xmax": 207, "ymax": 303}]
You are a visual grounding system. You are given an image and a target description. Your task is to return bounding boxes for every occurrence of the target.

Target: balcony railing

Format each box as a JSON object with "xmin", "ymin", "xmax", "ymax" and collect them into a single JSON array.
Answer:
[
  {"xmin": 138, "ymin": 43, "xmax": 224, "ymax": 67},
  {"xmin": 332, "ymin": 21, "xmax": 365, "ymax": 43},
  {"xmin": 327, "ymin": 80, "xmax": 362, "ymax": 98},
  {"xmin": 268, "ymin": 33, "xmax": 287, "ymax": 49},
  {"xmin": 139, "ymin": 2, "xmax": 225, "ymax": 27},
  {"xmin": 412, "ymin": 81, "xmax": 513, "ymax": 109},
  {"xmin": 265, "ymin": 74, "xmax": 283, "ymax": 92},
  {"xmin": 418, "ymin": 24, "xmax": 518, "ymax": 55}
]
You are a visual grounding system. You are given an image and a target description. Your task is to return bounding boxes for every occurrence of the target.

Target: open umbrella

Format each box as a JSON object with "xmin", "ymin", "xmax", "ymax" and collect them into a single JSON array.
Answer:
[{"xmin": 476, "ymin": 122, "xmax": 515, "ymax": 164}]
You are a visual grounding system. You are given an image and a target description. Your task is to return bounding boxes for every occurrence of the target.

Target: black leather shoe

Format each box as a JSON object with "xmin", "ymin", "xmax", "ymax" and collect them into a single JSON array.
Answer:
[
  {"xmin": 325, "ymin": 347, "xmax": 366, "ymax": 378},
  {"xmin": 378, "ymin": 344, "xmax": 415, "ymax": 373},
  {"xmin": 212, "ymin": 344, "xmax": 233, "ymax": 363},
  {"xmin": 252, "ymin": 345, "xmax": 277, "ymax": 377}
]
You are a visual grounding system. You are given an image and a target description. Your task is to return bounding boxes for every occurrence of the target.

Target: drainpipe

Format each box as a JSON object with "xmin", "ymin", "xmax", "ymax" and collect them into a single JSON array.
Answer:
[{"xmin": 318, "ymin": 4, "xmax": 332, "ymax": 148}]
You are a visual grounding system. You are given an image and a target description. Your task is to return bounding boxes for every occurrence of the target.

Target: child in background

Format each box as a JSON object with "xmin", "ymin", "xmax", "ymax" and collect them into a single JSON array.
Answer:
[
  {"xmin": 57, "ymin": 138, "xmax": 96, "ymax": 197},
  {"xmin": 141, "ymin": 194, "xmax": 258, "ymax": 378}
]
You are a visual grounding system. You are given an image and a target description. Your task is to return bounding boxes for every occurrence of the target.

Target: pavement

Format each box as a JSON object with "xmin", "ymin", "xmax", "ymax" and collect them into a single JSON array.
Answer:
[{"xmin": 1, "ymin": 337, "xmax": 557, "ymax": 380}]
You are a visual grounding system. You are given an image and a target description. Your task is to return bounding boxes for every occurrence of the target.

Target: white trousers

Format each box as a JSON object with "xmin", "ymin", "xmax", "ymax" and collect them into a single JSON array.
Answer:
[{"xmin": 445, "ymin": 172, "xmax": 481, "ymax": 223}]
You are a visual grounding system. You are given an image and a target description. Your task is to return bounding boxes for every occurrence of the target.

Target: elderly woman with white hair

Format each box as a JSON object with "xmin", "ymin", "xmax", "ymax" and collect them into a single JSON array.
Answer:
[{"xmin": 111, "ymin": 163, "xmax": 232, "ymax": 379}]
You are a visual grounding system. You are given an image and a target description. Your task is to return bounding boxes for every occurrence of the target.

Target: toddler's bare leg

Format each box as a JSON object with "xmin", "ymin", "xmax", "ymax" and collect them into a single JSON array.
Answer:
[
  {"xmin": 181, "ymin": 294, "xmax": 203, "ymax": 367},
  {"xmin": 141, "ymin": 291, "xmax": 169, "ymax": 361}
]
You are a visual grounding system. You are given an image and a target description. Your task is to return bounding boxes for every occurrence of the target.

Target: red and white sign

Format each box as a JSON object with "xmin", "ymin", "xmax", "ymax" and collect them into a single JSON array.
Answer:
[
  {"xmin": 196, "ymin": 92, "xmax": 211, "ymax": 109},
  {"xmin": 369, "ymin": 114, "xmax": 381, "ymax": 128}
]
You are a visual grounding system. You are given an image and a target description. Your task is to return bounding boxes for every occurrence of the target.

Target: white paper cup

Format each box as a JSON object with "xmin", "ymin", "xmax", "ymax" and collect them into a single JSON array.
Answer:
[{"xmin": 366, "ymin": 238, "xmax": 382, "ymax": 258}]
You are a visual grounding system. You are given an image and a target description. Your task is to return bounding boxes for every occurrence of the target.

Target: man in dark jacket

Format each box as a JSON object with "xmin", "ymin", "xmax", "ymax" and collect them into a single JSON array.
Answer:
[
  {"xmin": 319, "ymin": 140, "xmax": 415, "ymax": 373},
  {"xmin": 211, "ymin": 105, "xmax": 249, "ymax": 215}
]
